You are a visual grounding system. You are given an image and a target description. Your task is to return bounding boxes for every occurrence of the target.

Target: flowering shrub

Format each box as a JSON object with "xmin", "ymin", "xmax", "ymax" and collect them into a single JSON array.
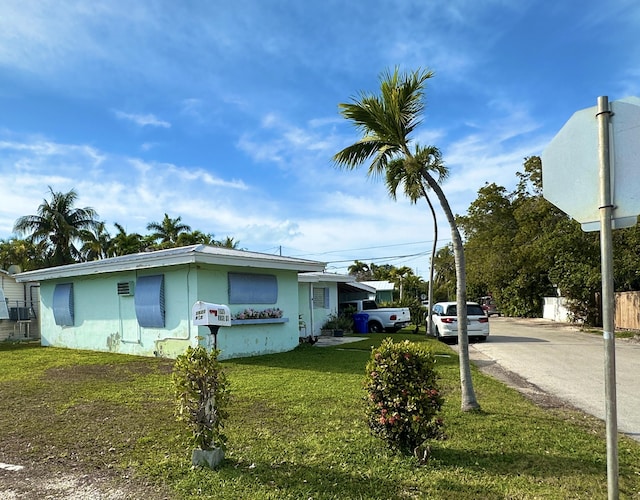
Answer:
[
  {"xmin": 364, "ymin": 338, "xmax": 444, "ymax": 456},
  {"xmin": 172, "ymin": 346, "xmax": 229, "ymax": 450},
  {"xmin": 233, "ymin": 308, "xmax": 283, "ymax": 320}
]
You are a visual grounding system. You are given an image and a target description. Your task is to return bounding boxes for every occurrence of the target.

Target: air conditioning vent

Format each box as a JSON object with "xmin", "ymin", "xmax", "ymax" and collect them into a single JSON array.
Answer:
[{"xmin": 117, "ymin": 281, "xmax": 135, "ymax": 296}]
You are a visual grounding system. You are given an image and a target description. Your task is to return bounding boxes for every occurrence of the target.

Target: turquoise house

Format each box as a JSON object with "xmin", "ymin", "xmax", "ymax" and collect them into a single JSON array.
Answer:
[{"xmin": 14, "ymin": 245, "xmax": 325, "ymax": 360}]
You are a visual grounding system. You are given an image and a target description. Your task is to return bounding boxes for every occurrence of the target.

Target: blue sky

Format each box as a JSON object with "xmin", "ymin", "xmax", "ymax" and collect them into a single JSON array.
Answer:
[{"xmin": 1, "ymin": 1, "xmax": 639, "ymax": 276}]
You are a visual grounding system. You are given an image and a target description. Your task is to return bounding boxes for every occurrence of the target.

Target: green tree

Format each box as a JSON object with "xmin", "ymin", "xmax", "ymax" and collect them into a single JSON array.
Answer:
[
  {"xmin": 387, "ymin": 145, "xmax": 445, "ymax": 334},
  {"xmin": 214, "ymin": 236, "xmax": 241, "ymax": 249},
  {"xmin": 111, "ymin": 223, "xmax": 145, "ymax": 256},
  {"xmin": 176, "ymin": 230, "xmax": 216, "ymax": 247},
  {"xmin": 333, "ymin": 67, "xmax": 479, "ymax": 411},
  {"xmin": 348, "ymin": 260, "xmax": 371, "ymax": 281},
  {"xmin": 13, "ymin": 187, "xmax": 99, "ymax": 266},
  {"xmin": 612, "ymin": 224, "xmax": 640, "ymax": 291},
  {"xmin": 147, "ymin": 213, "xmax": 192, "ymax": 249},
  {"xmin": 432, "ymin": 245, "xmax": 455, "ymax": 301},
  {"xmin": 459, "ymin": 156, "xmax": 601, "ymax": 322},
  {"xmin": 456, "ymin": 183, "xmax": 518, "ymax": 306},
  {"xmin": 0, "ymin": 238, "xmax": 43, "ymax": 272},
  {"xmin": 79, "ymin": 221, "xmax": 113, "ymax": 261}
]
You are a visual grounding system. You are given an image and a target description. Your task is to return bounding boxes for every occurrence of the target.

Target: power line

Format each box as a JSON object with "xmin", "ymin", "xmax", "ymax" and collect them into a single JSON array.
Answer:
[
  {"xmin": 325, "ymin": 249, "xmax": 433, "ymax": 265},
  {"xmin": 289, "ymin": 238, "xmax": 451, "ymax": 259}
]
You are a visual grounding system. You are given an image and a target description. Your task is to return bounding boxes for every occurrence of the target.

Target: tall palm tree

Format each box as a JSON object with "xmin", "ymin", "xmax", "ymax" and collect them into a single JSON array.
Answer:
[
  {"xmin": 13, "ymin": 187, "xmax": 99, "ymax": 267},
  {"xmin": 333, "ymin": 68, "xmax": 479, "ymax": 411},
  {"xmin": 146, "ymin": 214, "xmax": 192, "ymax": 249},
  {"xmin": 386, "ymin": 146, "xmax": 443, "ymax": 339}
]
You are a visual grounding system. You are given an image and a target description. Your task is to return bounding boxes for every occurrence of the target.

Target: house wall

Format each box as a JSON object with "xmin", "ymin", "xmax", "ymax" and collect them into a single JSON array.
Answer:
[
  {"xmin": 37, "ymin": 263, "xmax": 301, "ymax": 360},
  {"xmin": 298, "ymin": 282, "xmax": 311, "ymax": 336},
  {"xmin": 0, "ymin": 274, "xmax": 40, "ymax": 341},
  {"xmin": 297, "ymin": 281, "xmax": 340, "ymax": 337},
  {"xmin": 196, "ymin": 265, "xmax": 300, "ymax": 359},
  {"xmin": 39, "ymin": 267, "xmax": 195, "ymax": 357}
]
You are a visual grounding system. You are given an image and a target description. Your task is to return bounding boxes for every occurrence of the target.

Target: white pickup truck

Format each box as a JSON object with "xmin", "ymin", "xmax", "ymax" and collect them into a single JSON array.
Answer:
[{"xmin": 339, "ymin": 299, "xmax": 411, "ymax": 333}]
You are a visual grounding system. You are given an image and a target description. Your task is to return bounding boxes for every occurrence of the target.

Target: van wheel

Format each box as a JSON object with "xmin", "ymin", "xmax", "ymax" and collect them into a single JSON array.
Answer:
[{"xmin": 368, "ymin": 322, "xmax": 383, "ymax": 333}]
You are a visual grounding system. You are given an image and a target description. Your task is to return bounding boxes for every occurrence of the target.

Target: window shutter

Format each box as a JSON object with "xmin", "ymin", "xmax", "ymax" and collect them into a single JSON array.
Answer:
[
  {"xmin": 53, "ymin": 283, "xmax": 74, "ymax": 326},
  {"xmin": 135, "ymin": 275, "xmax": 165, "ymax": 328}
]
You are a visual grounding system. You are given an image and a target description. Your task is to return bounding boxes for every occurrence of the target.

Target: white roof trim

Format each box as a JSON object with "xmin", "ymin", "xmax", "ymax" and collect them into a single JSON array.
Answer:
[
  {"xmin": 298, "ymin": 272, "xmax": 356, "ymax": 283},
  {"xmin": 15, "ymin": 244, "xmax": 326, "ymax": 282}
]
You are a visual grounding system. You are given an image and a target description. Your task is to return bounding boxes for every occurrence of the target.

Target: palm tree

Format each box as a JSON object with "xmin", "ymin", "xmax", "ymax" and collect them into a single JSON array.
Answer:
[
  {"xmin": 215, "ymin": 236, "xmax": 241, "ymax": 249},
  {"xmin": 146, "ymin": 214, "xmax": 192, "ymax": 249},
  {"xmin": 386, "ymin": 146, "xmax": 443, "ymax": 340},
  {"xmin": 389, "ymin": 266, "xmax": 413, "ymax": 300},
  {"xmin": 333, "ymin": 68, "xmax": 479, "ymax": 411},
  {"xmin": 111, "ymin": 223, "xmax": 145, "ymax": 256},
  {"xmin": 80, "ymin": 221, "xmax": 113, "ymax": 261},
  {"xmin": 433, "ymin": 244, "xmax": 456, "ymax": 299},
  {"xmin": 348, "ymin": 260, "xmax": 371, "ymax": 281},
  {"xmin": 176, "ymin": 230, "xmax": 216, "ymax": 247},
  {"xmin": 13, "ymin": 187, "xmax": 99, "ymax": 267}
]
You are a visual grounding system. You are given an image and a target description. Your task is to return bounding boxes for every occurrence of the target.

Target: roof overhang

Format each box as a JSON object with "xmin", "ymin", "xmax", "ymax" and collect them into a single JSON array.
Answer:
[
  {"xmin": 15, "ymin": 245, "xmax": 326, "ymax": 282},
  {"xmin": 338, "ymin": 281, "xmax": 376, "ymax": 294}
]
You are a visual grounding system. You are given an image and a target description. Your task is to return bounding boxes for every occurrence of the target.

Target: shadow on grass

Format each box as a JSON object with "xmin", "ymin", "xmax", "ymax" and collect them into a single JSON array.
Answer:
[
  {"xmin": 432, "ymin": 445, "xmax": 604, "ymax": 478},
  {"xmin": 0, "ymin": 340, "xmax": 41, "ymax": 352},
  {"xmin": 193, "ymin": 455, "xmax": 507, "ymax": 499},
  {"xmin": 182, "ymin": 441, "xmax": 603, "ymax": 500}
]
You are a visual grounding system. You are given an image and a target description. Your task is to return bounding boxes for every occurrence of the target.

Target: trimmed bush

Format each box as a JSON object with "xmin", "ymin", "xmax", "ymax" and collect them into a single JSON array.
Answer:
[
  {"xmin": 172, "ymin": 346, "xmax": 230, "ymax": 450},
  {"xmin": 364, "ymin": 338, "xmax": 444, "ymax": 456}
]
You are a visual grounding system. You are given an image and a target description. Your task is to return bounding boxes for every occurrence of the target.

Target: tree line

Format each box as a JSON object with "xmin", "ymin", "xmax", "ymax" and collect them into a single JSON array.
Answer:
[
  {"xmin": 0, "ymin": 187, "xmax": 240, "ymax": 272},
  {"xmin": 442, "ymin": 156, "xmax": 639, "ymax": 326},
  {"xmin": 345, "ymin": 154, "xmax": 640, "ymax": 328}
]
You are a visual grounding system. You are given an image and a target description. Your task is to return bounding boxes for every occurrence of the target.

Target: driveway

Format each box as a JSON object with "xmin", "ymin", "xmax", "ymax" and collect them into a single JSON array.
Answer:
[{"xmin": 459, "ymin": 317, "xmax": 640, "ymax": 441}]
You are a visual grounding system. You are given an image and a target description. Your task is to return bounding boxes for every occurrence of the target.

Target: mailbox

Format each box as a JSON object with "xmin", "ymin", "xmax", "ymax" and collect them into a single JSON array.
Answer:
[
  {"xmin": 192, "ymin": 301, "xmax": 231, "ymax": 351},
  {"xmin": 192, "ymin": 301, "xmax": 231, "ymax": 327}
]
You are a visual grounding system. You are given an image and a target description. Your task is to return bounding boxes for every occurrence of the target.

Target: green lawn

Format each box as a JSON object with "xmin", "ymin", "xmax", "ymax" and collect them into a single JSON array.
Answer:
[{"xmin": 1, "ymin": 334, "xmax": 639, "ymax": 499}]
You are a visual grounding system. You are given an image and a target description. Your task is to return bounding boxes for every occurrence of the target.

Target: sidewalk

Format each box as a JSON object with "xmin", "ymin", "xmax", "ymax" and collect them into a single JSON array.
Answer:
[{"xmin": 314, "ymin": 335, "xmax": 368, "ymax": 347}]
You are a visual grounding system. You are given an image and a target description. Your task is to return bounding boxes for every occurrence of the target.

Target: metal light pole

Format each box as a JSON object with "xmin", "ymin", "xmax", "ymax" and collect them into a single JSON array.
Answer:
[{"xmin": 596, "ymin": 95, "xmax": 618, "ymax": 500}]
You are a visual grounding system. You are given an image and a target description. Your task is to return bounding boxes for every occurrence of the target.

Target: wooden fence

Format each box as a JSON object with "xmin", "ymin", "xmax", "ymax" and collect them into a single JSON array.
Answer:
[{"xmin": 615, "ymin": 291, "xmax": 640, "ymax": 330}]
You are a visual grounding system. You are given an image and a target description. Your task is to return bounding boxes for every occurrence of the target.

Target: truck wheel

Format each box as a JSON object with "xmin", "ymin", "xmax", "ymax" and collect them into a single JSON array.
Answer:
[{"xmin": 368, "ymin": 321, "xmax": 383, "ymax": 333}]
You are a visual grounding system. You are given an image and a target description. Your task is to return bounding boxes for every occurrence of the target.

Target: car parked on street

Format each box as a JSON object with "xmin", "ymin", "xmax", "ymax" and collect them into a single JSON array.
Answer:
[
  {"xmin": 479, "ymin": 296, "xmax": 501, "ymax": 317},
  {"xmin": 430, "ymin": 301, "xmax": 489, "ymax": 342}
]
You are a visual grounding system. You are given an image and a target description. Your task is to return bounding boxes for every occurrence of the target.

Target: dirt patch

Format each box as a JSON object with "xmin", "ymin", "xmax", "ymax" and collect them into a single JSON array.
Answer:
[
  {"xmin": 0, "ymin": 462, "xmax": 172, "ymax": 500},
  {"xmin": 0, "ymin": 358, "xmax": 177, "ymax": 499},
  {"xmin": 45, "ymin": 360, "xmax": 174, "ymax": 382}
]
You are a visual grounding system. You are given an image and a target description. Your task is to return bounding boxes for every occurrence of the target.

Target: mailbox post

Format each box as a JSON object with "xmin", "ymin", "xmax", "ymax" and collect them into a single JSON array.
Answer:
[{"xmin": 192, "ymin": 301, "xmax": 231, "ymax": 350}]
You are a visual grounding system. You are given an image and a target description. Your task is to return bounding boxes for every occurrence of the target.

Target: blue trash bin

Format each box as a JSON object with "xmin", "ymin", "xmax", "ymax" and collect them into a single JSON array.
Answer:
[{"xmin": 353, "ymin": 313, "xmax": 369, "ymax": 334}]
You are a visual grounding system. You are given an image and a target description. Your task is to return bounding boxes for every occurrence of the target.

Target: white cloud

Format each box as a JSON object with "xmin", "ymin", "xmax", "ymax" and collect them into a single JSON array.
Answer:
[{"xmin": 113, "ymin": 110, "xmax": 171, "ymax": 128}]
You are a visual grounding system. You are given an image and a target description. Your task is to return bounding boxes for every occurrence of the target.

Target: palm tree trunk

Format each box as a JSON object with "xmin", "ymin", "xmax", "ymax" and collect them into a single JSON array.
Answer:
[
  {"xmin": 423, "ymin": 192, "xmax": 437, "ymax": 337},
  {"xmin": 421, "ymin": 173, "xmax": 480, "ymax": 411}
]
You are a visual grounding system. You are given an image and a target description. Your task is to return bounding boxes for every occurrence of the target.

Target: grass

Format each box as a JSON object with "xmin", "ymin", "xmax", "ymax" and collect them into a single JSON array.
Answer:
[{"xmin": 1, "ymin": 334, "xmax": 640, "ymax": 499}]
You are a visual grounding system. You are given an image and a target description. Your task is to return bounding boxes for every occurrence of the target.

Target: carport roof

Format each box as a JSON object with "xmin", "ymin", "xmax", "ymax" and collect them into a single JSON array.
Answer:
[
  {"xmin": 14, "ymin": 244, "xmax": 326, "ymax": 282},
  {"xmin": 298, "ymin": 272, "xmax": 377, "ymax": 293}
]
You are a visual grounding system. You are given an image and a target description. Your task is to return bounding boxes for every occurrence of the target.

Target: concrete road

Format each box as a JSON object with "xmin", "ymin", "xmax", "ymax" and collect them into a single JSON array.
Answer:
[{"xmin": 462, "ymin": 317, "xmax": 640, "ymax": 441}]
